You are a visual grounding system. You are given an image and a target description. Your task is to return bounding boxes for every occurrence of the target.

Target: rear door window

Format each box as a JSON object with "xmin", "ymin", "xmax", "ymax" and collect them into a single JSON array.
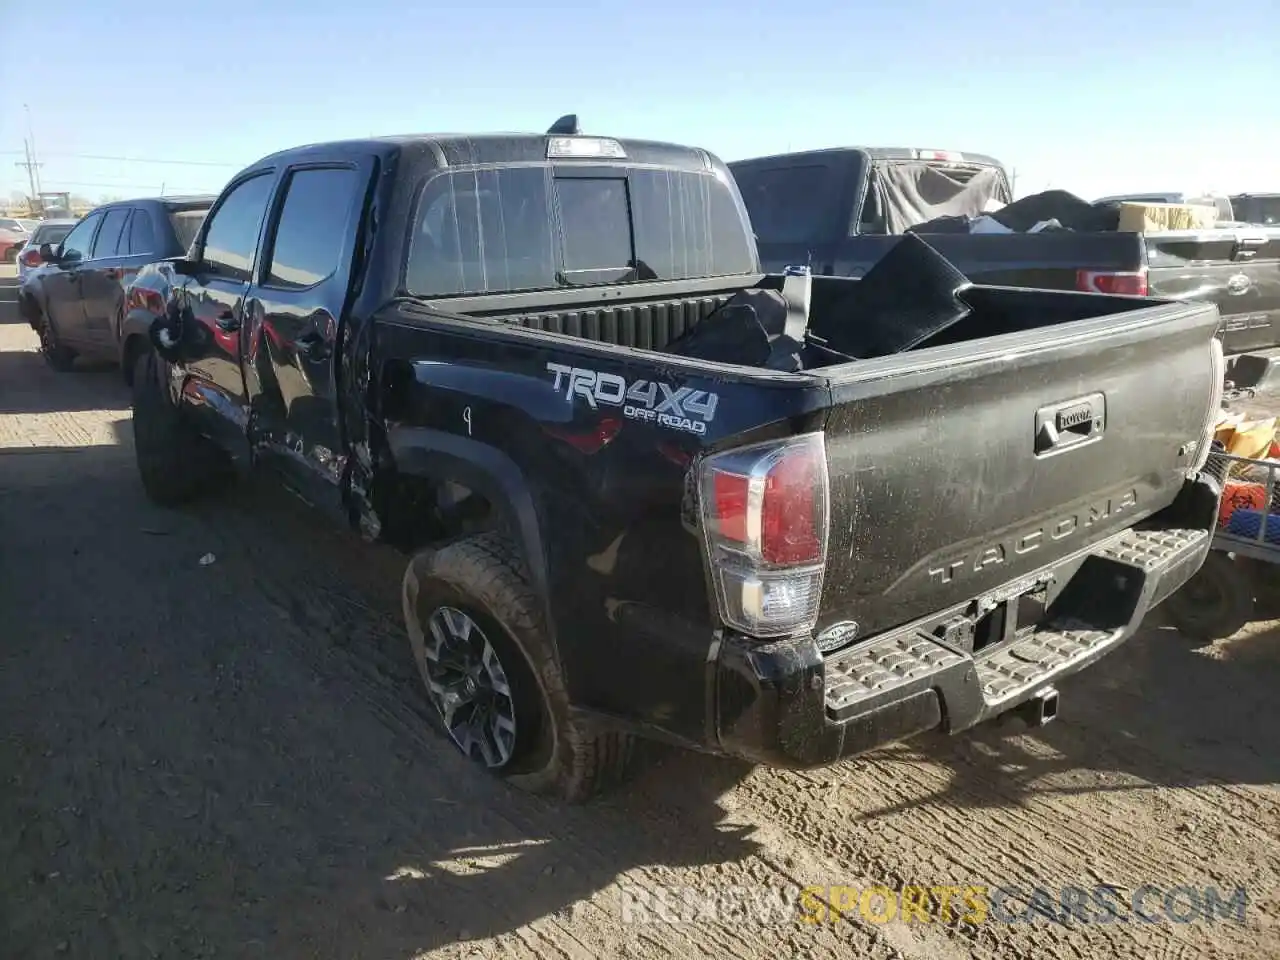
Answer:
[
  {"xmin": 92, "ymin": 208, "xmax": 131, "ymax": 259},
  {"xmin": 263, "ymin": 167, "xmax": 360, "ymax": 289},
  {"xmin": 127, "ymin": 209, "xmax": 157, "ymax": 255}
]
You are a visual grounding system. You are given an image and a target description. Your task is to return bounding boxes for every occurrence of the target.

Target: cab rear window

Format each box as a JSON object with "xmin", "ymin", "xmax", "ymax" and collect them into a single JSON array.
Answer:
[{"xmin": 405, "ymin": 165, "xmax": 755, "ymax": 297}]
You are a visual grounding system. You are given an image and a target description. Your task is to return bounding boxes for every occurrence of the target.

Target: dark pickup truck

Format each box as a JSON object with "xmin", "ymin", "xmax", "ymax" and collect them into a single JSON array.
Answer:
[
  {"xmin": 730, "ymin": 148, "xmax": 1280, "ymax": 388},
  {"xmin": 129, "ymin": 124, "xmax": 1224, "ymax": 801}
]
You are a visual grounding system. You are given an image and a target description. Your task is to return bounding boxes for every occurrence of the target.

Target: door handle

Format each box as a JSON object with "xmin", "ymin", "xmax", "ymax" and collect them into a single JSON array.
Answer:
[
  {"xmin": 215, "ymin": 312, "xmax": 240, "ymax": 333},
  {"xmin": 1034, "ymin": 393, "xmax": 1106, "ymax": 456}
]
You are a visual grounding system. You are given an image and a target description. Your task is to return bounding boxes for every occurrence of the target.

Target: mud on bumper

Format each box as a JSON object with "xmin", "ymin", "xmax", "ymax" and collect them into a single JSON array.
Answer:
[{"xmin": 713, "ymin": 477, "xmax": 1218, "ymax": 768}]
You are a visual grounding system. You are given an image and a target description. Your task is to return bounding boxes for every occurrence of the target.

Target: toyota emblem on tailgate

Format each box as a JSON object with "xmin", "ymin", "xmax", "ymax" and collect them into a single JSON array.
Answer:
[{"xmin": 1227, "ymin": 274, "xmax": 1253, "ymax": 296}]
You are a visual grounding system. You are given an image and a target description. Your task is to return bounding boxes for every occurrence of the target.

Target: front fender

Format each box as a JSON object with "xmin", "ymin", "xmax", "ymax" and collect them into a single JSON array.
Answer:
[{"xmin": 119, "ymin": 307, "xmax": 157, "ymax": 362}]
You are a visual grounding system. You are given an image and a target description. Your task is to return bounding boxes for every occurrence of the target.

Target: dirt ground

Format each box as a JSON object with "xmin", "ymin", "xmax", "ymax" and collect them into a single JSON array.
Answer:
[{"xmin": 2, "ymin": 264, "xmax": 1278, "ymax": 960}]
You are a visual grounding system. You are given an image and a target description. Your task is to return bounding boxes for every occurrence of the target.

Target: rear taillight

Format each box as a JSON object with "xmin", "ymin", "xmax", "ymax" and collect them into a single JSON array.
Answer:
[
  {"xmin": 699, "ymin": 433, "xmax": 829, "ymax": 637},
  {"xmin": 19, "ymin": 248, "xmax": 41, "ymax": 268},
  {"xmin": 1076, "ymin": 269, "xmax": 1148, "ymax": 296}
]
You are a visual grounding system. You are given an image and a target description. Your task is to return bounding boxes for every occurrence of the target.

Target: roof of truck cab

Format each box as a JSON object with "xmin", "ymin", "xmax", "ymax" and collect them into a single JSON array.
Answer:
[
  {"xmin": 243, "ymin": 133, "xmax": 722, "ymax": 176},
  {"xmin": 729, "ymin": 146, "xmax": 1005, "ymax": 168},
  {"xmin": 87, "ymin": 195, "xmax": 217, "ymax": 214}
]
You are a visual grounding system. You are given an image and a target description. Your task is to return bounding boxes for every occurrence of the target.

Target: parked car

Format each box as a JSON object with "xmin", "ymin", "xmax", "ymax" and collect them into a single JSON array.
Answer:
[
  {"xmin": 728, "ymin": 148, "xmax": 1280, "ymax": 388},
  {"xmin": 133, "ymin": 125, "xmax": 1223, "ymax": 801},
  {"xmin": 0, "ymin": 216, "xmax": 30, "ymax": 263},
  {"xmin": 15, "ymin": 218, "xmax": 78, "ymax": 283},
  {"xmin": 1229, "ymin": 194, "xmax": 1280, "ymax": 226},
  {"xmin": 18, "ymin": 195, "xmax": 214, "ymax": 374}
]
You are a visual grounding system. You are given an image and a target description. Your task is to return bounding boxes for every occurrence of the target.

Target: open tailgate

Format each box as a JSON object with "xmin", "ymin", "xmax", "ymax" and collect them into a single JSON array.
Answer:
[{"xmin": 817, "ymin": 299, "xmax": 1221, "ymax": 637}]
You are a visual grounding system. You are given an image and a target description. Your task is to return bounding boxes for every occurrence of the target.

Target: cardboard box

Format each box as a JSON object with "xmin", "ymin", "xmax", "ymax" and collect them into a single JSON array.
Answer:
[{"xmin": 1117, "ymin": 201, "xmax": 1219, "ymax": 233}]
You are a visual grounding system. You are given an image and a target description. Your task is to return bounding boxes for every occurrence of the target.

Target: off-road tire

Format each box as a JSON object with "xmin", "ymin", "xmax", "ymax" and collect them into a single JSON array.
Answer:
[
  {"xmin": 37, "ymin": 314, "xmax": 76, "ymax": 372},
  {"xmin": 131, "ymin": 351, "xmax": 228, "ymax": 506},
  {"xmin": 403, "ymin": 532, "xmax": 634, "ymax": 802},
  {"xmin": 1161, "ymin": 551, "xmax": 1255, "ymax": 643}
]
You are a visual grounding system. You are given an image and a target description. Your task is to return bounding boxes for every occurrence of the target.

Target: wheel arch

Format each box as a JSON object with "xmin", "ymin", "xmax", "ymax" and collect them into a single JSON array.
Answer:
[
  {"xmin": 119, "ymin": 310, "xmax": 155, "ymax": 385},
  {"xmin": 385, "ymin": 426, "xmax": 554, "ymax": 640}
]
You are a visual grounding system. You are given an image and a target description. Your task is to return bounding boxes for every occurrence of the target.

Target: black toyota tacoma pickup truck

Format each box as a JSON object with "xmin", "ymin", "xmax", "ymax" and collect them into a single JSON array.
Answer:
[
  {"xmin": 730, "ymin": 148, "xmax": 1280, "ymax": 388},
  {"xmin": 128, "ymin": 124, "xmax": 1225, "ymax": 801}
]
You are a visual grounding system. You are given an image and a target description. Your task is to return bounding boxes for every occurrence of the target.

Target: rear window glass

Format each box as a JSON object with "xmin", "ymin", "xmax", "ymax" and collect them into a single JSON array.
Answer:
[
  {"xmin": 732, "ymin": 163, "xmax": 840, "ymax": 245},
  {"xmin": 1231, "ymin": 196, "xmax": 1280, "ymax": 225},
  {"xmin": 34, "ymin": 224, "xmax": 73, "ymax": 245},
  {"xmin": 169, "ymin": 208, "xmax": 209, "ymax": 254},
  {"xmin": 556, "ymin": 177, "xmax": 632, "ymax": 278},
  {"xmin": 128, "ymin": 210, "xmax": 157, "ymax": 255},
  {"xmin": 405, "ymin": 165, "xmax": 754, "ymax": 297}
]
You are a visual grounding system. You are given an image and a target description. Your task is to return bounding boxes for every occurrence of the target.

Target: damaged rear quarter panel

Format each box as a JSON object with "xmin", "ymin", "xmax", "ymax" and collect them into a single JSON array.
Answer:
[{"xmin": 370, "ymin": 304, "xmax": 830, "ymax": 743}]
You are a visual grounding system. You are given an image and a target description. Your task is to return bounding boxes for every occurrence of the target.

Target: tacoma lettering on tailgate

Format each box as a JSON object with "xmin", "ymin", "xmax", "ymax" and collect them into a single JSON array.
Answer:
[
  {"xmin": 547, "ymin": 362, "xmax": 719, "ymax": 435},
  {"xmin": 927, "ymin": 489, "xmax": 1139, "ymax": 586}
]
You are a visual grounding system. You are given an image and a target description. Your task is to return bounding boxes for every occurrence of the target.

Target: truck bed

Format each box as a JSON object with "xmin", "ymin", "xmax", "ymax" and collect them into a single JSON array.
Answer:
[{"xmin": 377, "ymin": 275, "xmax": 1220, "ymax": 743}]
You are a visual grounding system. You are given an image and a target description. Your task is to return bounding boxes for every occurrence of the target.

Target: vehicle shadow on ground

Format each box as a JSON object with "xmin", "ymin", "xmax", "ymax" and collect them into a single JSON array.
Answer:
[
  {"xmin": 1, "ymin": 449, "xmax": 760, "ymax": 960},
  {"xmin": 852, "ymin": 619, "xmax": 1280, "ymax": 821}
]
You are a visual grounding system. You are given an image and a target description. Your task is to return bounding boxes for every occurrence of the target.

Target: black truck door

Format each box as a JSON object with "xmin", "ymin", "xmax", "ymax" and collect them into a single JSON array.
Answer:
[
  {"xmin": 242, "ymin": 160, "xmax": 371, "ymax": 510},
  {"xmin": 180, "ymin": 172, "xmax": 277, "ymax": 459}
]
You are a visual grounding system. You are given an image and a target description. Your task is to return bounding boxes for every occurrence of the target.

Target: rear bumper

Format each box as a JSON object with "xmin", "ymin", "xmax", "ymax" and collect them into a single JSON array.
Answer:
[{"xmin": 713, "ymin": 473, "xmax": 1220, "ymax": 768}]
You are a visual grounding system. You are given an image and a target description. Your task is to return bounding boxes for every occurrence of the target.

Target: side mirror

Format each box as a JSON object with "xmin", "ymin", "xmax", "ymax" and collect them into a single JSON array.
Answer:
[
  {"xmin": 39, "ymin": 243, "xmax": 60, "ymax": 264},
  {"xmin": 170, "ymin": 257, "xmax": 200, "ymax": 277}
]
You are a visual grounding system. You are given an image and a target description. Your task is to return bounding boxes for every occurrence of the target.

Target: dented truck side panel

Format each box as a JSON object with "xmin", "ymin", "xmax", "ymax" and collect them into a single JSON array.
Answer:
[{"xmin": 370, "ymin": 307, "xmax": 830, "ymax": 744}]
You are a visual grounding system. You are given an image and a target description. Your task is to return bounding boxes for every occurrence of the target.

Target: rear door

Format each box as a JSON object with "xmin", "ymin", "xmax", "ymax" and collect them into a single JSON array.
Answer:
[
  {"xmin": 1147, "ymin": 232, "xmax": 1280, "ymax": 354},
  {"xmin": 243, "ymin": 159, "xmax": 371, "ymax": 504}
]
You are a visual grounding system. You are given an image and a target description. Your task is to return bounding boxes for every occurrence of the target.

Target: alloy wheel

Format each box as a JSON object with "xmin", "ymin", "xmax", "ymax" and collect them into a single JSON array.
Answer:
[{"xmin": 422, "ymin": 606, "xmax": 519, "ymax": 768}]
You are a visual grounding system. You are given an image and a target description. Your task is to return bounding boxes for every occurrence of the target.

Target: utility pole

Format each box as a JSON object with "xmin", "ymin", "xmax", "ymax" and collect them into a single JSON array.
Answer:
[
  {"xmin": 1010, "ymin": 167, "xmax": 1019, "ymax": 198},
  {"xmin": 15, "ymin": 139, "xmax": 42, "ymax": 211},
  {"xmin": 24, "ymin": 104, "xmax": 42, "ymax": 195}
]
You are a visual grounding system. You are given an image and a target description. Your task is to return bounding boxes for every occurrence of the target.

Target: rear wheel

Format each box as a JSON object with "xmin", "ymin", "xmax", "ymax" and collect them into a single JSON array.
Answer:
[
  {"xmin": 403, "ymin": 532, "xmax": 634, "ymax": 802},
  {"xmin": 37, "ymin": 315, "xmax": 76, "ymax": 372},
  {"xmin": 1161, "ymin": 552, "xmax": 1255, "ymax": 643},
  {"xmin": 131, "ymin": 351, "xmax": 229, "ymax": 506}
]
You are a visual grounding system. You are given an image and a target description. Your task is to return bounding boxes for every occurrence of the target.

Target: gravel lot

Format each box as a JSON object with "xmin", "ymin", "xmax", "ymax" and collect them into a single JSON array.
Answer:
[{"xmin": 2, "ymin": 263, "xmax": 1278, "ymax": 959}]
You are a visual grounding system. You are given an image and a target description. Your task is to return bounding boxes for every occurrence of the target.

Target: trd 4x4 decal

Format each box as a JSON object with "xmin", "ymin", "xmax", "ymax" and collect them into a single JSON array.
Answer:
[{"xmin": 547, "ymin": 362, "xmax": 719, "ymax": 436}]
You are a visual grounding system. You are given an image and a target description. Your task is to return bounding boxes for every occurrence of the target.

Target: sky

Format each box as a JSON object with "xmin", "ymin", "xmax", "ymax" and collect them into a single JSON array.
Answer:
[{"xmin": 1, "ymin": 0, "xmax": 1277, "ymax": 205}]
